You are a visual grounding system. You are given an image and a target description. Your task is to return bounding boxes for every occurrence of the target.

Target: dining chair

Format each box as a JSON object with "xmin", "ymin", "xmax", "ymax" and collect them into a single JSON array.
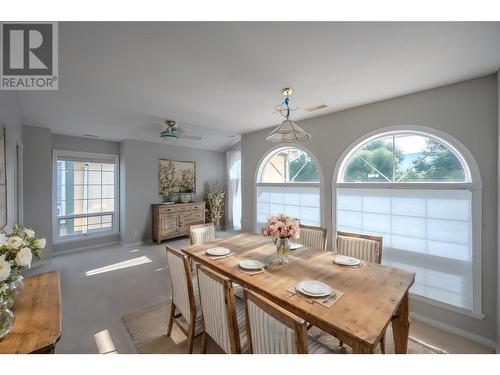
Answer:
[
  {"xmin": 189, "ymin": 223, "xmax": 216, "ymax": 245},
  {"xmin": 243, "ymin": 289, "xmax": 337, "ymax": 354},
  {"xmin": 335, "ymin": 231, "xmax": 385, "ymax": 352},
  {"xmin": 297, "ymin": 224, "xmax": 328, "ymax": 250},
  {"xmin": 165, "ymin": 245, "xmax": 203, "ymax": 354},
  {"xmin": 336, "ymin": 231, "xmax": 383, "ymax": 264},
  {"xmin": 196, "ymin": 265, "xmax": 247, "ymax": 353}
]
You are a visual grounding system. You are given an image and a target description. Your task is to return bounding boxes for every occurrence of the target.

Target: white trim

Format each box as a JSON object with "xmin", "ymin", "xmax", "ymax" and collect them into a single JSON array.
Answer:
[
  {"xmin": 53, "ymin": 239, "xmax": 120, "ymax": 256},
  {"xmin": 14, "ymin": 137, "xmax": 23, "ymax": 225},
  {"xmin": 52, "ymin": 149, "xmax": 120, "ymax": 244},
  {"xmin": 411, "ymin": 294, "xmax": 485, "ymax": 320},
  {"xmin": 28, "ymin": 259, "xmax": 52, "ymax": 269},
  {"xmin": 331, "ymin": 125, "xmax": 484, "ymax": 316},
  {"xmin": 411, "ymin": 312, "xmax": 496, "ymax": 349},
  {"xmin": 253, "ymin": 144, "xmax": 325, "ymax": 233}
]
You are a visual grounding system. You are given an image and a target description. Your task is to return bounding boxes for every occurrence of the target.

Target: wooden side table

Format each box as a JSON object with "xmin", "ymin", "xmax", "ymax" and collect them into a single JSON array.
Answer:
[{"xmin": 0, "ymin": 271, "xmax": 62, "ymax": 354}]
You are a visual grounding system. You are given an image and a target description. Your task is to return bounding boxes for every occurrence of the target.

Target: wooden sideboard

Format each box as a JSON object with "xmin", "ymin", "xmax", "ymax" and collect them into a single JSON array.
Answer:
[
  {"xmin": 0, "ymin": 271, "xmax": 61, "ymax": 354},
  {"xmin": 152, "ymin": 202, "xmax": 206, "ymax": 243}
]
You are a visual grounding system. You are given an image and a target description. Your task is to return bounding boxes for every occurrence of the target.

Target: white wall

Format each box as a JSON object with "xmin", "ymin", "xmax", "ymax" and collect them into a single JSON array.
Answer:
[
  {"xmin": 241, "ymin": 75, "xmax": 498, "ymax": 341},
  {"xmin": 23, "ymin": 125, "xmax": 52, "ymax": 261},
  {"xmin": 119, "ymin": 139, "xmax": 226, "ymax": 245},
  {"xmin": 0, "ymin": 92, "xmax": 23, "ymax": 229},
  {"xmin": 497, "ymin": 71, "xmax": 500, "ymax": 353}
]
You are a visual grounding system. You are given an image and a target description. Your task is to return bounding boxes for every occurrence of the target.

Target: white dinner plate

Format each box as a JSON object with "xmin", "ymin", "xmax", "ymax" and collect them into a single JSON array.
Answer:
[
  {"xmin": 334, "ymin": 255, "xmax": 361, "ymax": 266},
  {"xmin": 289, "ymin": 242, "xmax": 303, "ymax": 250},
  {"xmin": 296, "ymin": 280, "xmax": 332, "ymax": 297},
  {"xmin": 206, "ymin": 247, "xmax": 231, "ymax": 256},
  {"xmin": 239, "ymin": 259, "xmax": 264, "ymax": 270}
]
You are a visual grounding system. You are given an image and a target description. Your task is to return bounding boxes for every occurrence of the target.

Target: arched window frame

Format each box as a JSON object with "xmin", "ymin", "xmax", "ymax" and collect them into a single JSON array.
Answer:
[
  {"xmin": 332, "ymin": 125, "xmax": 483, "ymax": 318},
  {"xmin": 255, "ymin": 145, "xmax": 324, "ymax": 233}
]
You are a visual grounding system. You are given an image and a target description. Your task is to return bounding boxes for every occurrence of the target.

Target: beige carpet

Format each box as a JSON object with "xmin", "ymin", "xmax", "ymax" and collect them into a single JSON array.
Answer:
[{"xmin": 122, "ymin": 300, "xmax": 447, "ymax": 354}]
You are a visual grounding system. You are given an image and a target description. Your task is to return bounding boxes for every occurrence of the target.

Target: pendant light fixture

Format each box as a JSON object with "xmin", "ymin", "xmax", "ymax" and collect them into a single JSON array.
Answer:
[{"xmin": 266, "ymin": 87, "xmax": 311, "ymax": 143}]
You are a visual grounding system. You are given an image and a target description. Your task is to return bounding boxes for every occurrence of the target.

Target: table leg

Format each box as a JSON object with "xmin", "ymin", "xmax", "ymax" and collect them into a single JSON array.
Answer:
[
  {"xmin": 351, "ymin": 341, "xmax": 374, "ymax": 354},
  {"xmin": 392, "ymin": 291, "xmax": 410, "ymax": 354}
]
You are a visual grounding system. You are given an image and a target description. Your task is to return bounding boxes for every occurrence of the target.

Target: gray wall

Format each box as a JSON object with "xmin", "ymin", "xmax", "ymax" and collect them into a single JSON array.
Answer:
[
  {"xmin": 0, "ymin": 92, "xmax": 23, "ymax": 229},
  {"xmin": 120, "ymin": 139, "xmax": 226, "ymax": 245},
  {"xmin": 241, "ymin": 75, "xmax": 498, "ymax": 341},
  {"xmin": 23, "ymin": 125, "xmax": 53, "ymax": 261},
  {"xmin": 53, "ymin": 134, "xmax": 120, "ymax": 155}
]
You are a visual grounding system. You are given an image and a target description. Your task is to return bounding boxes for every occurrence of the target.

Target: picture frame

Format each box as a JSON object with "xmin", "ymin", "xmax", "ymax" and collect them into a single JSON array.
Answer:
[{"xmin": 159, "ymin": 159, "xmax": 196, "ymax": 195}]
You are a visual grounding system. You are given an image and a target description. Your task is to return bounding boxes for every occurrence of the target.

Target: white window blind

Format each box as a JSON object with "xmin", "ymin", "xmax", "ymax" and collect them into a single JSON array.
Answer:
[
  {"xmin": 257, "ymin": 186, "xmax": 320, "ymax": 231},
  {"xmin": 337, "ymin": 187, "xmax": 473, "ymax": 310},
  {"xmin": 55, "ymin": 151, "xmax": 118, "ymax": 242}
]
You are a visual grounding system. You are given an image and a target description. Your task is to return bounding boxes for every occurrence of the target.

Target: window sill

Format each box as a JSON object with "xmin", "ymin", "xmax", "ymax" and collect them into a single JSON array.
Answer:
[
  {"xmin": 54, "ymin": 232, "xmax": 119, "ymax": 245},
  {"xmin": 410, "ymin": 293, "xmax": 485, "ymax": 320}
]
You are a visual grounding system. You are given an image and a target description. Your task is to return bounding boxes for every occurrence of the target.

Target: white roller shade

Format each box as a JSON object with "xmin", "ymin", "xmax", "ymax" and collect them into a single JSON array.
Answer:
[
  {"xmin": 337, "ymin": 187, "xmax": 473, "ymax": 310},
  {"xmin": 257, "ymin": 186, "xmax": 320, "ymax": 230}
]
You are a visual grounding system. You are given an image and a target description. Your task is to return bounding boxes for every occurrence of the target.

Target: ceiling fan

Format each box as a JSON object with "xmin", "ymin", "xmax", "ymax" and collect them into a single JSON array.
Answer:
[{"xmin": 160, "ymin": 120, "xmax": 202, "ymax": 140}]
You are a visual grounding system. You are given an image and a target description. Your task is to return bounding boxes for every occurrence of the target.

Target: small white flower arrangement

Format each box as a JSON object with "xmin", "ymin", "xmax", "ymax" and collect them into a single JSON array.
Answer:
[{"xmin": 0, "ymin": 225, "xmax": 45, "ymax": 299}]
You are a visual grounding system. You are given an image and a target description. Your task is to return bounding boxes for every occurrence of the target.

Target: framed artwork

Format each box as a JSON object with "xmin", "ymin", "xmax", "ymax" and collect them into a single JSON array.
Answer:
[
  {"xmin": 0, "ymin": 124, "xmax": 6, "ymax": 229},
  {"xmin": 159, "ymin": 159, "xmax": 196, "ymax": 195}
]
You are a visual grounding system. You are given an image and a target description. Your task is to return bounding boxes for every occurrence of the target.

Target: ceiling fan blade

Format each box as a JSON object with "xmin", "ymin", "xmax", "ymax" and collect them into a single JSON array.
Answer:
[{"xmin": 177, "ymin": 134, "xmax": 202, "ymax": 140}]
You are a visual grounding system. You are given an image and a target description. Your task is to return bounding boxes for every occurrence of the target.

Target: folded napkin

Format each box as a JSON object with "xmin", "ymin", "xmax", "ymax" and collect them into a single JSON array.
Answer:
[
  {"xmin": 286, "ymin": 284, "xmax": 344, "ymax": 308},
  {"xmin": 236, "ymin": 266, "xmax": 266, "ymax": 276},
  {"xmin": 206, "ymin": 253, "xmax": 235, "ymax": 261}
]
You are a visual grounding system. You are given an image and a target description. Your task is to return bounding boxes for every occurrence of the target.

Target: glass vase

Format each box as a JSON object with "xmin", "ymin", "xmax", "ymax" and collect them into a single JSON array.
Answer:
[
  {"xmin": 0, "ymin": 296, "xmax": 15, "ymax": 339},
  {"xmin": 274, "ymin": 237, "xmax": 290, "ymax": 265},
  {"xmin": 9, "ymin": 275, "xmax": 24, "ymax": 300}
]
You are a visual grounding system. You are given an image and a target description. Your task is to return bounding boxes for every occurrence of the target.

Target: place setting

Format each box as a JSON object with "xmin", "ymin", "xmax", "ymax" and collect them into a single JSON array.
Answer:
[
  {"xmin": 236, "ymin": 259, "xmax": 267, "ymax": 276},
  {"xmin": 287, "ymin": 279, "xmax": 344, "ymax": 308},
  {"xmin": 333, "ymin": 255, "xmax": 363, "ymax": 268},
  {"xmin": 205, "ymin": 246, "xmax": 235, "ymax": 260}
]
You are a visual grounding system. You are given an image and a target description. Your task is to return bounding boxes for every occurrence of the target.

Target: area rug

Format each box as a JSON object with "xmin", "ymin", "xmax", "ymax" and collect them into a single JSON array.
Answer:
[{"xmin": 122, "ymin": 300, "xmax": 447, "ymax": 354}]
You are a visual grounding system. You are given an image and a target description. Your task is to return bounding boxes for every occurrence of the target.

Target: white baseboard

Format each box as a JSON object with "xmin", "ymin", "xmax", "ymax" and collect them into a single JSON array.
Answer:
[
  {"xmin": 29, "ymin": 259, "xmax": 52, "ymax": 269},
  {"xmin": 53, "ymin": 240, "xmax": 120, "ymax": 256},
  {"xmin": 120, "ymin": 240, "xmax": 151, "ymax": 247},
  {"xmin": 411, "ymin": 312, "xmax": 497, "ymax": 349}
]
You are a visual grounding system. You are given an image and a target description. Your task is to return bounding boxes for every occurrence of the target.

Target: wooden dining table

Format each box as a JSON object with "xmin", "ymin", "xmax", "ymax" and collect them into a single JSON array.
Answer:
[{"xmin": 182, "ymin": 232, "xmax": 415, "ymax": 354}]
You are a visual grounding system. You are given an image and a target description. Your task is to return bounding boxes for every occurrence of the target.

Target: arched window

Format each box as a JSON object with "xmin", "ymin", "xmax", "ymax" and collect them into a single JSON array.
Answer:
[
  {"xmin": 256, "ymin": 147, "xmax": 321, "ymax": 230},
  {"xmin": 335, "ymin": 130, "xmax": 482, "ymax": 315}
]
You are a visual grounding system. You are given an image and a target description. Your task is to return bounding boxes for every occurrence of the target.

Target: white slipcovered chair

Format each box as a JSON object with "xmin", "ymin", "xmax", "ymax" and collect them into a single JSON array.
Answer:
[
  {"xmin": 336, "ymin": 231, "xmax": 383, "ymax": 264},
  {"xmin": 243, "ymin": 289, "xmax": 337, "ymax": 354},
  {"xmin": 335, "ymin": 231, "xmax": 385, "ymax": 352},
  {"xmin": 297, "ymin": 224, "xmax": 328, "ymax": 250},
  {"xmin": 165, "ymin": 246, "xmax": 203, "ymax": 353},
  {"xmin": 189, "ymin": 223, "xmax": 216, "ymax": 245},
  {"xmin": 196, "ymin": 265, "xmax": 247, "ymax": 353}
]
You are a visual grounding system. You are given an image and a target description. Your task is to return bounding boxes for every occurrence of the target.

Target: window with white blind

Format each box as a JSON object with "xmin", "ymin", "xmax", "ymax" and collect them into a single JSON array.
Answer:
[
  {"xmin": 53, "ymin": 150, "xmax": 119, "ymax": 243},
  {"xmin": 335, "ymin": 130, "xmax": 482, "ymax": 315},
  {"xmin": 256, "ymin": 147, "xmax": 321, "ymax": 231}
]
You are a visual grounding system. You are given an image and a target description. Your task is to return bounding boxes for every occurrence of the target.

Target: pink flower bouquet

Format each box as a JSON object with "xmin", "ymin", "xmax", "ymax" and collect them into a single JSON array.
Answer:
[{"xmin": 261, "ymin": 215, "xmax": 300, "ymax": 240}]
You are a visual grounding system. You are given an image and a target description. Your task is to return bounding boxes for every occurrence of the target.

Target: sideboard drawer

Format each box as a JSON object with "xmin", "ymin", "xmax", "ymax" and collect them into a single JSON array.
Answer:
[
  {"xmin": 160, "ymin": 206, "xmax": 176, "ymax": 214},
  {"xmin": 175, "ymin": 205, "xmax": 192, "ymax": 212}
]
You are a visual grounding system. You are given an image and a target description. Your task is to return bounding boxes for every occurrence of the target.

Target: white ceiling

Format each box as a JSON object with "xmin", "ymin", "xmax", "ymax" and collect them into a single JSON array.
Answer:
[{"xmin": 18, "ymin": 22, "xmax": 500, "ymax": 151}]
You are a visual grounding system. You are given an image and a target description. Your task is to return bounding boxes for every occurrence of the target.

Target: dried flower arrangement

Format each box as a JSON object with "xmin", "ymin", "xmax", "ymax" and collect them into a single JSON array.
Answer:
[{"xmin": 205, "ymin": 183, "xmax": 225, "ymax": 230}]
